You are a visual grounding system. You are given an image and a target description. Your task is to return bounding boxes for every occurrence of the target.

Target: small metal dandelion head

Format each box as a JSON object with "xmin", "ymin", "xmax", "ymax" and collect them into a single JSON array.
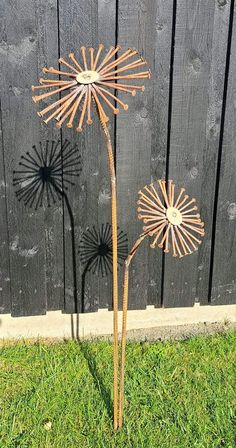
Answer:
[
  {"xmin": 137, "ymin": 180, "xmax": 205, "ymax": 258},
  {"xmin": 32, "ymin": 45, "xmax": 151, "ymax": 132},
  {"xmin": 79, "ymin": 223, "xmax": 128, "ymax": 277},
  {"xmin": 13, "ymin": 139, "xmax": 81, "ymax": 210}
]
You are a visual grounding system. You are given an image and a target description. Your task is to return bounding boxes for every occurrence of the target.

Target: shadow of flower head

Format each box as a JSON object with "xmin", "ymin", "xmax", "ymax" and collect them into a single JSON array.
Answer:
[
  {"xmin": 79, "ymin": 223, "xmax": 128, "ymax": 277},
  {"xmin": 13, "ymin": 139, "xmax": 81, "ymax": 210}
]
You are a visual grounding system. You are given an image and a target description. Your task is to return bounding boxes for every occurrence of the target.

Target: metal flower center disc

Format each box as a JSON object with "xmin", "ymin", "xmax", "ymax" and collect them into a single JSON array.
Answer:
[
  {"xmin": 166, "ymin": 207, "xmax": 182, "ymax": 225},
  {"xmin": 76, "ymin": 70, "xmax": 100, "ymax": 84}
]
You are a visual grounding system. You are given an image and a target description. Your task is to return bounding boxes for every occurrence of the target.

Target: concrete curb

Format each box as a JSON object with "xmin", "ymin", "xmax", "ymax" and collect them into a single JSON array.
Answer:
[{"xmin": 0, "ymin": 303, "xmax": 235, "ymax": 340}]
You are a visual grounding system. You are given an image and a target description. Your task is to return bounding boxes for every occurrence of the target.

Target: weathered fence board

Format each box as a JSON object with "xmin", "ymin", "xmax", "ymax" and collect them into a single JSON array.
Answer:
[
  {"xmin": 0, "ymin": 103, "xmax": 11, "ymax": 313},
  {"xmin": 147, "ymin": 0, "xmax": 174, "ymax": 307},
  {"xmin": 163, "ymin": 0, "xmax": 229, "ymax": 307},
  {"xmin": 0, "ymin": 0, "xmax": 47, "ymax": 316},
  {"xmin": 0, "ymin": 0, "xmax": 64, "ymax": 316},
  {"xmin": 35, "ymin": 0, "xmax": 64, "ymax": 313},
  {"xmin": 117, "ymin": 0, "xmax": 158, "ymax": 310},
  {"xmin": 210, "ymin": 2, "xmax": 236, "ymax": 305},
  {"xmin": 0, "ymin": 0, "xmax": 235, "ymax": 317},
  {"xmin": 59, "ymin": 0, "xmax": 116, "ymax": 314},
  {"xmin": 196, "ymin": 0, "xmax": 232, "ymax": 305},
  {"xmin": 59, "ymin": 0, "xmax": 100, "ymax": 314}
]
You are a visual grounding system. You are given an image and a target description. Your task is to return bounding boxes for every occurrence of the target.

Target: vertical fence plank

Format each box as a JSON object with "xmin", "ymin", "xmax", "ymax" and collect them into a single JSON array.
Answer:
[
  {"xmin": 96, "ymin": 0, "xmax": 116, "ymax": 311},
  {"xmin": 0, "ymin": 0, "xmax": 47, "ymax": 316},
  {"xmin": 210, "ymin": 2, "xmax": 236, "ymax": 305},
  {"xmin": 163, "ymin": 0, "xmax": 230, "ymax": 307},
  {"xmin": 36, "ymin": 1, "xmax": 64, "ymax": 312},
  {"xmin": 0, "ymin": 103, "xmax": 11, "ymax": 313},
  {"xmin": 58, "ymin": 0, "xmax": 116, "ymax": 313},
  {"xmin": 116, "ymin": 0, "xmax": 159, "ymax": 309},
  {"xmin": 196, "ymin": 0, "xmax": 232, "ymax": 305},
  {"xmin": 0, "ymin": 0, "xmax": 62, "ymax": 316},
  {"xmin": 148, "ymin": 0, "xmax": 174, "ymax": 307}
]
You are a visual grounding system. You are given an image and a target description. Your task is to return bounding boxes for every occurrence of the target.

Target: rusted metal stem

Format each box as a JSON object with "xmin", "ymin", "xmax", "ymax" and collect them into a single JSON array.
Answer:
[
  {"xmin": 100, "ymin": 116, "xmax": 119, "ymax": 431},
  {"xmin": 118, "ymin": 232, "xmax": 148, "ymax": 428}
]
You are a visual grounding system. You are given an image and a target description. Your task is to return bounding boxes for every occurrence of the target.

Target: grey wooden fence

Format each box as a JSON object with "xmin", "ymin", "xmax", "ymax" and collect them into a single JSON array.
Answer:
[{"xmin": 0, "ymin": 0, "xmax": 235, "ymax": 317}]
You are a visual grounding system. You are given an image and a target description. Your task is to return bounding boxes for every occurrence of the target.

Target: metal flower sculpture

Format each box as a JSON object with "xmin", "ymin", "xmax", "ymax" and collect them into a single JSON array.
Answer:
[
  {"xmin": 32, "ymin": 44, "xmax": 150, "ymax": 429},
  {"xmin": 31, "ymin": 45, "xmax": 150, "ymax": 131},
  {"xmin": 118, "ymin": 179, "xmax": 205, "ymax": 428},
  {"xmin": 13, "ymin": 140, "xmax": 81, "ymax": 209},
  {"xmin": 137, "ymin": 180, "xmax": 205, "ymax": 256}
]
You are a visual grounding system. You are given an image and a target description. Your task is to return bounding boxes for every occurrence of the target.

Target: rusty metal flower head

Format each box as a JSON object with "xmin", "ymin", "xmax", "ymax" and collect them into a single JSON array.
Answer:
[
  {"xmin": 137, "ymin": 180, "xmax": 205, "ymax": 258},
  {"xmin": 32, "ymin": 45, "xmax": 151, "ymax": 132}
]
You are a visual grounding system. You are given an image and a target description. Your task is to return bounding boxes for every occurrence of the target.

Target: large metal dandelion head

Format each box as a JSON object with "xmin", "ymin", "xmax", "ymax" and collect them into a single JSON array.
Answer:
[
  {"xmin": 32, "ymin": 45, "xmax": 151, "ymax": 132},
  {"xmin": 137, "ymin": 180, "xmax": 205, "ymax": 258},
  {"xmin": 79, "ymin": 223, "xmax": 128, "ymax": 277},
  {"xmin": 13, "ymin": 140, "xmax": 81, "ymax": 209}
]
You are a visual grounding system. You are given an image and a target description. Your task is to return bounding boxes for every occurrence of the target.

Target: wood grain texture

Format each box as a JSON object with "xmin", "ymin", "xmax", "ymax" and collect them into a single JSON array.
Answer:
[
  {"xmin": 210, "ymin": 3, "xmax": 236, "ymax": 305},
  {"xmin": 0, "ymin": 0, "xmax": 63, "ymax": 316},
  {"xmin": 58, "ymin": 0, "xmax": 116, "ymax": 313},
  {"xmin": 163, "ymin": 0, "xmax": 228, "ymax": 307},
  {"xmin": 0, "ymin": 0, "xmax": 47, "ymax": 316},
  {"xmin": 91, "ymin": 0, "xmax": 116, "ymax": 311},
  {"xmin": 116, "ymin": 0, "xmax": 155, "ymax": 310},
  {"xmin": 148, "ymin": 0, "xmax": 174, "ymax": 307},
  {"xmin": 35, "ymin": 1, "xmax": 64, "ymax": 312},
  {"xmin": 196, "ymin": 0, "xmax": 231, "ymax": 305}
]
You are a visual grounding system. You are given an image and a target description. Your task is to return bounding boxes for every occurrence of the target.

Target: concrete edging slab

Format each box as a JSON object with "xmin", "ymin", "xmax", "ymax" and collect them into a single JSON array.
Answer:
[{"xmin": 0, "ymin": 304, "xmax": 235, "ymax": 340}]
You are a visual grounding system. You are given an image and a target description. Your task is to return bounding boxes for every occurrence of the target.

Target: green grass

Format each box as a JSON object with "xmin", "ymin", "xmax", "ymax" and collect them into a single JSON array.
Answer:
[{"xmin": 0, "ymin": 332, "xmax": 235, "ymax": 448}]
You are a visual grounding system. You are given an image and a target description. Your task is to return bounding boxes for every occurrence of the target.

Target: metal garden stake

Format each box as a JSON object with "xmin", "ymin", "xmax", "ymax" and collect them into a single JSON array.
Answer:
[
  {"xmin": 31, "ymin": 44, "xmax": 150, "ymax": 430},
  {"xmin": 118, "ymin": 179, "xmax": 205, "ymax": 428}
]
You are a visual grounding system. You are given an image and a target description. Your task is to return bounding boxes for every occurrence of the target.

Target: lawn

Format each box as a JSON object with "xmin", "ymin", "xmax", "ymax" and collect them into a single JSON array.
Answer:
[{"xmin": 0, "ymin": 332, "xmax": 235, "ymax": 448}]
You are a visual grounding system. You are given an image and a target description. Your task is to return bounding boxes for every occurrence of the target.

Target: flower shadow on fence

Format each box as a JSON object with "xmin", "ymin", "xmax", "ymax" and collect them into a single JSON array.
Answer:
[
  {"xmin": 78, "ymin": 223, "xmax": 128, "ymax": 313},
  {"xmin": 13, "ymin": 139, "xmax": 82, "ymax": 313}
]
